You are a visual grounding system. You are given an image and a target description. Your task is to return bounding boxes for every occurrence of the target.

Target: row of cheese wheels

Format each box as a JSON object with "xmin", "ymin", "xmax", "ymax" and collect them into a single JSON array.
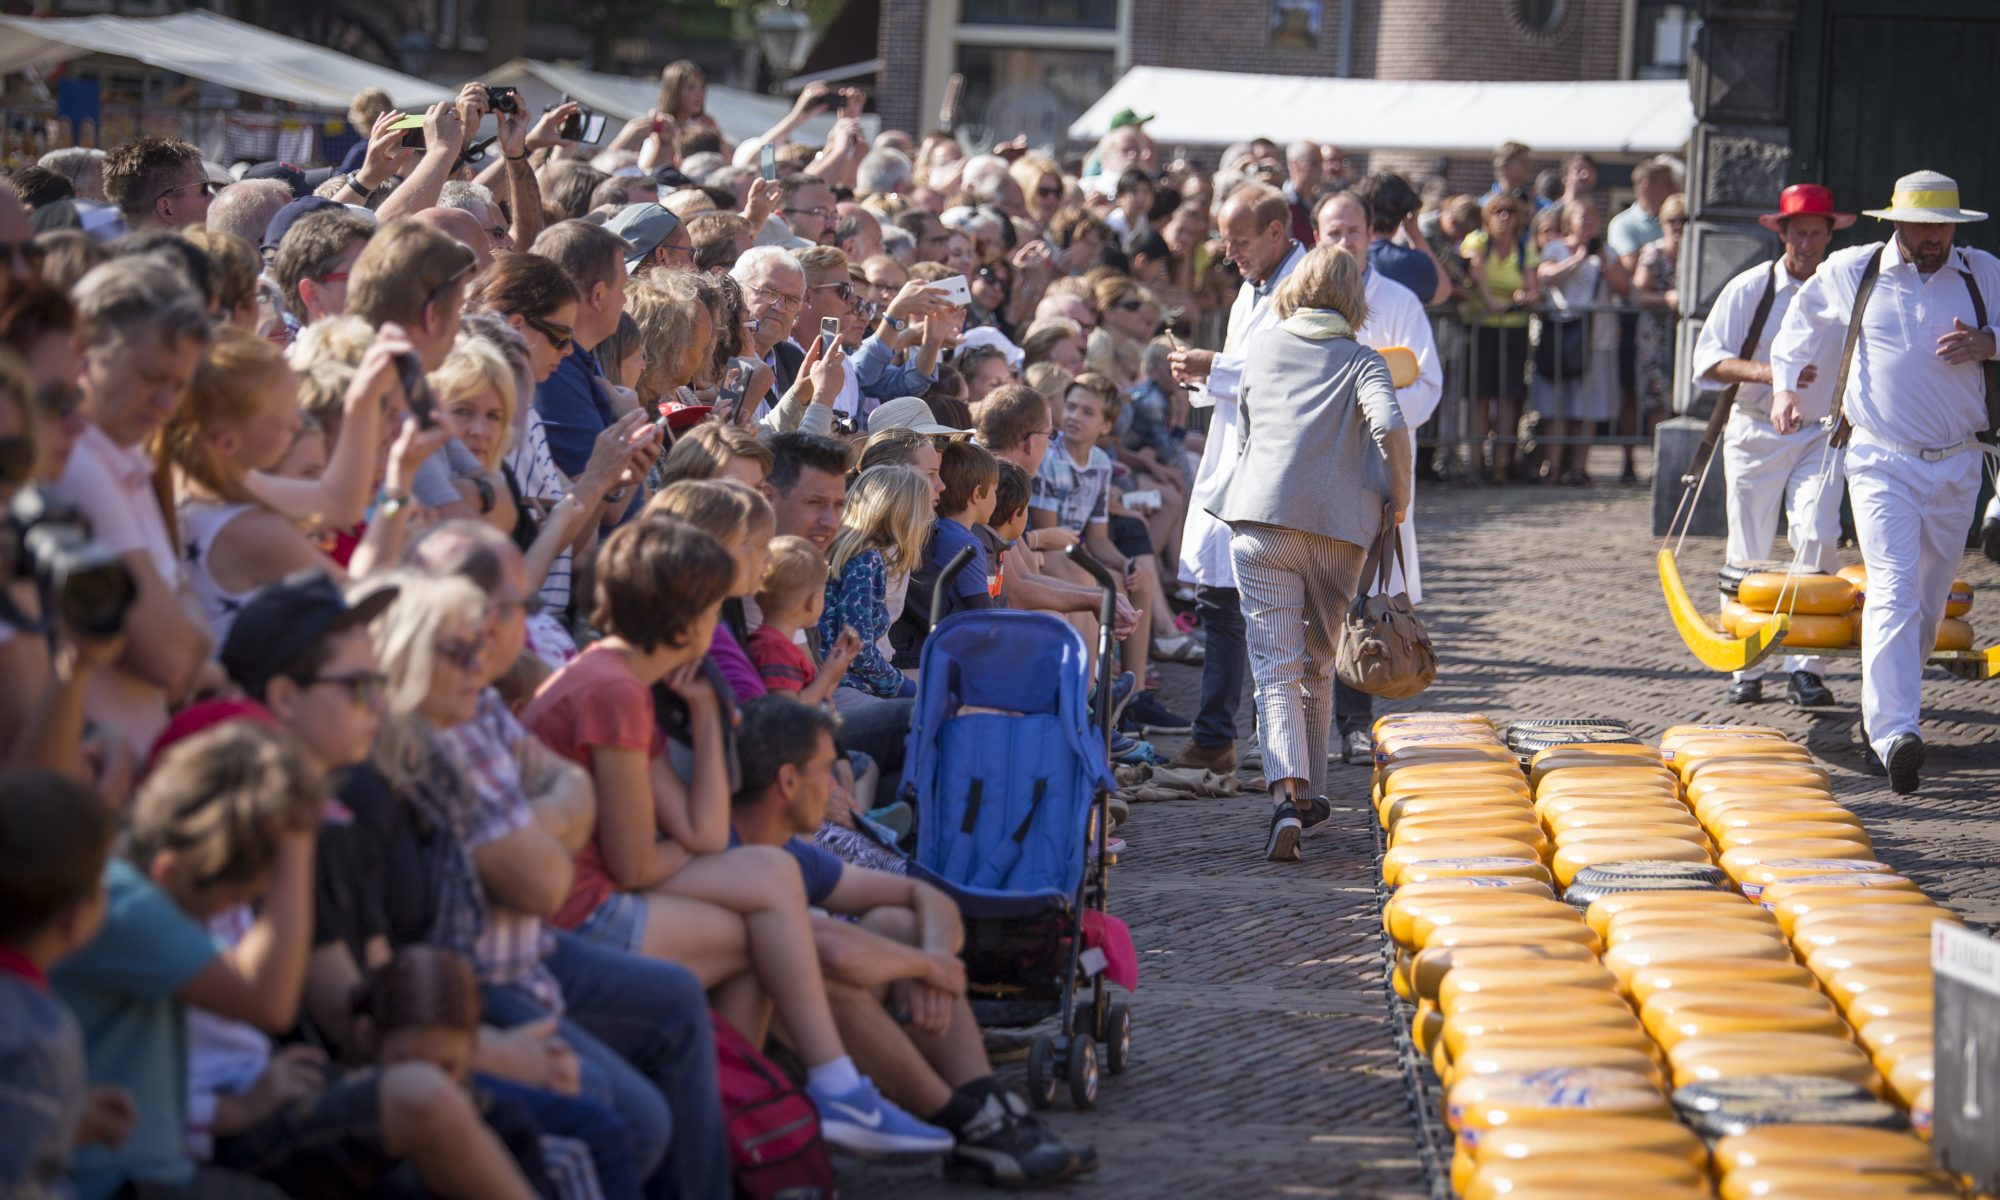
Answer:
[
  {"xmin": 1720, "ymin": 567, "xmax": 1977, "ymax": 651},
  {"xmin": 1371, "ymin": 714, "xmax": 1961, "ymax": 1198}
]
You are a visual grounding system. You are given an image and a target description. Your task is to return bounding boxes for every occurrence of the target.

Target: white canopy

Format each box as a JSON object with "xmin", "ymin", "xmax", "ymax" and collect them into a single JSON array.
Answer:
[
  {"xmin": 0, "ymin": 10, "xmax": 450, "ymax": 110},
  {"xmin": 1069, "ymin": 66, "xmax": 1693, "ymax": 155},
  {"xmin": 486, "ymin": 59, "xmax": 876, "ymax": 147}
]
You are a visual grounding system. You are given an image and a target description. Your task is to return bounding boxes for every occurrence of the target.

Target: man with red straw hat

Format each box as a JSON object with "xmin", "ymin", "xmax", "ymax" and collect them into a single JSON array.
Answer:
[
  {"xmin": 1693, "ymin": 182, "xmax": 1855, "ymax": 710},
  {"xmin": 1770, "ymin": 169, "xmax": 2000, "ymax": 794}
]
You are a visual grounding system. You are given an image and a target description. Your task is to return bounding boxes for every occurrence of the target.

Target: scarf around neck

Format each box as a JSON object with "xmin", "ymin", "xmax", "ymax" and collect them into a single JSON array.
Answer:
[{"xmin": 1279, "ymin": 308, "xmax": 1355, "ymax": 340}]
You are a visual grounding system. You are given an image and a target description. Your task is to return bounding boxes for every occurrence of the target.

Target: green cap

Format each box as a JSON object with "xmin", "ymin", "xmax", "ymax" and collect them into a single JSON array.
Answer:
[{"xmin": 1108, "ymin": 108, "xmax": 1154, "ymax": 130}]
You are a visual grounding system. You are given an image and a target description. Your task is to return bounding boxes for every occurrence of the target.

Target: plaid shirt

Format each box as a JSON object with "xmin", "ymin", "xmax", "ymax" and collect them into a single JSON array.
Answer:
[
  {"xmin": 1030, "ymin": 434, "xmax": 1112, "ymax": 534},
  {"xmin": 435, "ymin": 689, "xmax": 563, "ymax": 1013}
]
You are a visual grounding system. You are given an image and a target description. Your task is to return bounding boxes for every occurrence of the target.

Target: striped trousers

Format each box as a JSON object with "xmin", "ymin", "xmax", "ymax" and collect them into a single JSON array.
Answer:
[{"xmin": 1228, "ymin": 521, "xmax": 1367, "ymax": 802}]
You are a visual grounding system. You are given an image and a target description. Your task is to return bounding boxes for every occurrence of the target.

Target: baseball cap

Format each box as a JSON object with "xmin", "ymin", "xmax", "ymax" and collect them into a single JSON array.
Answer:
[
  {"xmin": 263, "ymin": 196, "xmax": 343, "ymax": 252},
  {"xmin": 605, "ymin": 202, "xmax": 681, "ymax": 274},
  {"xmin": 866, "ymin": 395, "xmax": 969, "ymax": 437},
  {"xmin": 220, "ymin": 570, "xmax": 400, "ymax": 701},
  {"xmin": 243, "ymin": 161, "xmax": 310, "ymax": 199},
  {"xmin": 1108, "ymin": 108, "xmax": 1154, "ymax": 130}
]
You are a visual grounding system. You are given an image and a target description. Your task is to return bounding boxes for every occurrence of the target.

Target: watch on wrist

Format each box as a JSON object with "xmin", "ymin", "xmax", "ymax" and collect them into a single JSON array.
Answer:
[{"xmin": 880, "ymin": 315, "xmax": 907, "ymax": 332}]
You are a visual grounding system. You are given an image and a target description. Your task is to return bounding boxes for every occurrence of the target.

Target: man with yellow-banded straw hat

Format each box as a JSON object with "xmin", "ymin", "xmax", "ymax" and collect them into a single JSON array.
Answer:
[
  {"xmin": 1693, "ymin": 183, "xmax": 1854, "ymax": 710},
  {"xmin": 1770, "ymin": 169, "xmax": 2000, "ymax": 795}
]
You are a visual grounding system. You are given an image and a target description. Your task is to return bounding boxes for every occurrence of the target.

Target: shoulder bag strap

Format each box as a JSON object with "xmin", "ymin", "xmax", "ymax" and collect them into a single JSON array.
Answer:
[
  {"xmin": 1353, "ymin": 504, "xmax": 1396, "ymax": 607},
  {"xmin": 1692, "ymin": 260, "xmax": 1783, "ymax": 474},
  {"xmin": 1956, "ymin": 262, "xmax": 2000, "ymax": 443},
  {"xmin": 1826, "ymin": 247, "xmax": 1886, "ymax": 448}
]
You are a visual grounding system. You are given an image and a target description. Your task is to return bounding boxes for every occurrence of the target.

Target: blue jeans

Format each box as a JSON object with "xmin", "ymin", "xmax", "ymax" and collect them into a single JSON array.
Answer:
[
  {"xmin": 1334, "ymin": 677, "xmax": 1373, "ymax": 738},
  {"xmin": 478, "ymin": 1077, "xmax": 639, "ymax": 1200},
  {"xmin": 482, "ymin": 934, "xmax": 730, "ymax": 1200},
  {"xmin": 1191, "ymin": 585, "xmax": 1245, "ymax": 748}
]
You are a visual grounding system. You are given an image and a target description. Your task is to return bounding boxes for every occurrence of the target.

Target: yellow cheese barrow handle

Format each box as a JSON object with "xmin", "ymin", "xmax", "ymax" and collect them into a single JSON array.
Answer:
[{"xmin": 1658, "ymin": 546, "xmax": 1788, "ymax": 673}]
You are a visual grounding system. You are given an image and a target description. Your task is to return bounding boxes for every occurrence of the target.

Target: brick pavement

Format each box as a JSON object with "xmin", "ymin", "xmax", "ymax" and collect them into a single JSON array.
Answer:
[{"xmin": 844, "ymin": 451, "xmax": 2000, "ymax": 1198}]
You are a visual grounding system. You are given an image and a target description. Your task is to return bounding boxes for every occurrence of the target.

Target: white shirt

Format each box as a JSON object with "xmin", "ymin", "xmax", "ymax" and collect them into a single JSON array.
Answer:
[
  {"xmin": 1179, "ymin": 241, "xmax": 1306, "ymax": 586},
  {"xmin": 1693, "ymin": 259, "xmax": 1831, "ymax": 422},
  {"xmin": 55, "ymin": 423, "xmax": 184, "ymax": 759},
  {"xmin": 1357, "ymin": 269, "xmax": 1443, "ymax": 602},
  {"xmin": 1771, "ymin": 238, "xmax": 2000, "ymax": 448}
]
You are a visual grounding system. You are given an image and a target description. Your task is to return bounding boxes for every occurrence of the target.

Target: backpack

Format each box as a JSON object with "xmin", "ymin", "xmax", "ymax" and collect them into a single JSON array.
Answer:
[{"xmin": 711, "ymin": 1012, "xmax": 835, "ymax": 1200}]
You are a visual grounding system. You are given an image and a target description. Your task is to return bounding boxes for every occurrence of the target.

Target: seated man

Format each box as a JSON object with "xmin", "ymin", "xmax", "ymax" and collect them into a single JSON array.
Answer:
[{"xmin": 730, "ymin": 695, "xmax": 1097, "ymax": 1189}]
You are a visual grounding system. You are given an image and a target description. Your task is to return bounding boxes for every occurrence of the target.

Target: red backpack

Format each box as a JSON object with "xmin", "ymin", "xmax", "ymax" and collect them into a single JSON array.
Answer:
[{"xmin": 711, "ymin": 1012, "xmax": 835, "ymax": 1200}]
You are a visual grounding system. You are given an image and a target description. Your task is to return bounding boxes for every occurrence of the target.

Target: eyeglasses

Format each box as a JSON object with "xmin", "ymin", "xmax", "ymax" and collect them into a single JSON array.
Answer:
[
  {"xmin": 153, "ymin": 178, "xmax": 219, "ymax": 207},
  {"xmin": 784, "ymin": 206, "xmax": 834, "ymax": 222},
  {"xmin": 755, "ymin": 283, "xmax": 805, "ymax": 311},
  {"xmin": 304, "ymin": 670, "xmax": 389, "ymax": 706},
  {"xmin": 812, "ymin": 280, "xmax": 856, "ymax": 305},
  {"xmin": 523, "ymin": 313, "xmax": 574, "ymax": 351},
  {"xmin": 660, "ymin": 239, "xmax": 695, "ymax": 261},
  {"xmin": 1027, "ymin": 428, "xmax": 1054, "ymax": 442},
  {"xmin": 1, "ymin": 238, "xmax": 45, "ymax": 274},
  {"xmin": 435, "ymin": 638, "xmax": 487, "ymax": 672},
  {"xmin": 0, "ymin": 435, "xmax": 33, "ymax": 484},
  {"xmin": 426, "ymin": 257, "xmax": 477, "ymax": 313}
]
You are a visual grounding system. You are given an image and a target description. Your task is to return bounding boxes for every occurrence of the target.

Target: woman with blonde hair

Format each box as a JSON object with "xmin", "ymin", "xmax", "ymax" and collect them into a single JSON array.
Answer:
[
  {"xmin": 1460, "ymin": 192, "xmax": 1542, "ymax": 482},
  {"xmin": 1010, "ymin": 153, "xmax": 1067, "ymax": 229},
  {"xmin": 624, "ymin": 270, "xmax": 713, "ymax": 412},
  {"xmin": 821, "ymin": 465, "xmax": 934, "ymax": 699},
  {"xmin": 1218, "ymin": 243, "xmax": 1412, "ymax": 861},
  {"xmin": 655, "ymin": 421, "xmax": 773, "ymax": 488},
  {"xmin": 431, "ymin": 335, "xmax": 518, "ymax": 534}
]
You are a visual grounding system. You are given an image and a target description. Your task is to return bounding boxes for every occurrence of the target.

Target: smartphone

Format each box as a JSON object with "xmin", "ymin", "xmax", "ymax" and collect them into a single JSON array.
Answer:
[
  {"xmin": 819, "ymin": 315, "xmax": 843, "ymax": 350},
  {"xmin": 932, "ymin": 274, "xmax": 972, "ymax": 306},
  {"xmin": 758, "ymin": 144, "xmax": 777, "ymax": 181},
  {"xmin": 390, "ymin": 112, "xmax": 426, "ymax": 151},
  {"xmin": 939, "ymin": 73, "xmax": 965, "ymax": 130},
  {"xmin": 562, "ymin": 111, "xmax": 606, "ymax": 144},
  {"xmin": 1123, "ymin": 489, "xmax": 1162, "ymax": 512},
  {"xmin": 486, "ymin": 85, "xmax": 518, "ymax": 115},
  {"xmin": 395, "ymin": 352, "xmax": 438, "ymax": 428},
  {"xmin": 716, "ymin": 357, "xmax": 760, "ymax": 426}
]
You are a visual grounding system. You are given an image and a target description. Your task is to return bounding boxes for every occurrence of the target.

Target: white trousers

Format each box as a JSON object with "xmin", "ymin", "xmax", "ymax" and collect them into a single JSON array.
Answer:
[
  {"xmin": 1845, "ymin": 434, "xmax": 1984, "ymax": 761},
  {"xmin": 1721, "ymin": 411, "xmax": 1847, "ymax": 682}
]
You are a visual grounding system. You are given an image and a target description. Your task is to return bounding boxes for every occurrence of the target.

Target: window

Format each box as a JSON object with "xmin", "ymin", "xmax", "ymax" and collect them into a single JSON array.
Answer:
[
  {"xmin": 956, "ymin": 45, "xmax": 1116, "ymax": 148},
  {"xmin": 960, "ymin": 0, "xmax": 1117, "ymax": 30},
  {"xmin": 1634, "ymin": 2, "xmax": 1698, "ymax": 80}
]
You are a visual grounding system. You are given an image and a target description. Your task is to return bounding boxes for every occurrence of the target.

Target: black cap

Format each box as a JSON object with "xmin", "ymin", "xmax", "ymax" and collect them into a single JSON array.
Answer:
[
  {"xmin": 243, "ymin": 161, "xmax": 310, "ymax": 199},
  {"xmin": 262, "ymin": 196, "xmax": 343, "ymax": 252},
  {"xmin": 221, "ymin": 570, "xmax": 399, "ymax": 700}
]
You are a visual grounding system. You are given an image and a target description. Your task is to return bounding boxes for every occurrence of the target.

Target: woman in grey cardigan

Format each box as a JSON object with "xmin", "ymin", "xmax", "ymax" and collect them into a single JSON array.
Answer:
[{"xmin": 1215, "ymin": 243, "xmax": 1414, "ymax": 862}]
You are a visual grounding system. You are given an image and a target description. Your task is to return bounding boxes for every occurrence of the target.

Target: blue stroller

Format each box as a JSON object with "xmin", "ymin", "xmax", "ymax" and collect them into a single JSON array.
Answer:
[{"xmin": 897, "ymin": 545, "xmax": 1132, "ymax": 1109}]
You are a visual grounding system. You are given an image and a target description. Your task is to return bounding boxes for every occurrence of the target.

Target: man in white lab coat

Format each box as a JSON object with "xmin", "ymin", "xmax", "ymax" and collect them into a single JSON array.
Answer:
[
  {"xmin": 1769, "ymin": 170, "xmax": 2000, "ymax": 795},
  {"xmin": 1312, "ymin": 191, "xmax": 1444, "ymax": 763},
  {"xmin": 1691, "ymin": 183, "xmax": 1853, "ymax": 709},
  {"xmin": 1168, "ymin": 184, "xmax": 1305, "ymax": 776}
]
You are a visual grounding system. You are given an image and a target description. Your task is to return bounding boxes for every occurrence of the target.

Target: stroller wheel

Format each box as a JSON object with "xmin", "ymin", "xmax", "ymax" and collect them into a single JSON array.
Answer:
[
  {"xmin": 1067, "ymin": 1036, "xmax": 1100, "ymax": 1109},
  {"xmin": 1025, "ymin": 1035, "xmax": 1059, "ymax": 1110},
  {"xmin": 1105, "ymin": 1003, "xmax": 1133, "ymax": 1075},
  {"xmin": 1070, "ymin": 1000, "xmax": 1099, "ymax": 1042}
]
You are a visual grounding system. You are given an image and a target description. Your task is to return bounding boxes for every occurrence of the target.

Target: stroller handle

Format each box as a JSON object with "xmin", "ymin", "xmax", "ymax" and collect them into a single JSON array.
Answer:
[
  {"xmin": 1064, "ymin": 544, "xmax": 1120, "ymax": 638},
  {"xmin": 930, "ymin": 544, "xmax": 980, "ymax": 629}
]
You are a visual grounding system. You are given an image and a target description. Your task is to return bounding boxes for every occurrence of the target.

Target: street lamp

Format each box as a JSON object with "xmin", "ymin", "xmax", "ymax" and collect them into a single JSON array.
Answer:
[{"xmin": 754, "ymin": 0, "xmax": 817, "ymax": 86}]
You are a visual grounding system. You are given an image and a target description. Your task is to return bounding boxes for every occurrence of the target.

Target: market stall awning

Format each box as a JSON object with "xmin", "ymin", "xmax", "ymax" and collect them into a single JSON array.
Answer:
[
  {"xmin": 486, "ymin": 59, "xmax": 876, "ymax": 147},
  {"xmin": 1069, "ymin": 66, "xmax": 1693, "ymax": 155},
  {"xmin": 0, "ymin": 10, "xmax": 451, "ymax": 110}
]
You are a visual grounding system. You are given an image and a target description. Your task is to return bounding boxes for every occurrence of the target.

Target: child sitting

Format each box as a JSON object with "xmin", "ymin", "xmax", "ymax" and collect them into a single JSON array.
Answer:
[
  {"xmin": 0, "ymin": 770, "xmax": 129, "ymax": 1197},
  {"xmin": 749, "ymin": 535, "xmax": 862, "ymax": 706},
  {"xmin": 892, "ymin": 440, "xmax": 999, "ymax": 665},
  {"xmin": 820, "ymin": 466, "xmax": 936, "ymax": 700},
  {"xmin": 977, "ymin": 460, "xmax": 1033, "ymax": 607}
]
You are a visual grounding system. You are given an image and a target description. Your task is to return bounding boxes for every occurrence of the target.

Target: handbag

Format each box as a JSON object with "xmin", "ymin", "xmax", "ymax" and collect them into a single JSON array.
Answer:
[
  {"xmin": 1335, "ymin": 503, "xmax": 1437, "ymax": 700},
  {"xmin": 1533, "ymin": 311, "xmax": 1586, "ymax": 382}
]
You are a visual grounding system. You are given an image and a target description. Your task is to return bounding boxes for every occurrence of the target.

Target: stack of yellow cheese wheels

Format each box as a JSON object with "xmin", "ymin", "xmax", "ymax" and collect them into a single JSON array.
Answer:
[
  {"xmin": 1723, "ymin": 570, "xmax": 1857, "ymax": 649},
  {"xmin": 1531, "ymin": 740, "xmax": 1714, "ymax": 891},
  {"xmin": 1710, "ymin": 1123, "xmax": 1960, "ymax": 1198},
  {"xmin": 1840, "ymin": 564, "xmax": 1977, "ymax": 653},
  {"xmin": 1375, "ymin": 715, "xmax": 1550, "ymax": 893}
]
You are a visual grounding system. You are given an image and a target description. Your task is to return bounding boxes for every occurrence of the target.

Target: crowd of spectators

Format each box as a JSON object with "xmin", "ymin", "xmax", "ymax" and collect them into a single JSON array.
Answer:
[{"xmin": 0, "ymin": 58, "xmax": 1697, "ymax": 1197}]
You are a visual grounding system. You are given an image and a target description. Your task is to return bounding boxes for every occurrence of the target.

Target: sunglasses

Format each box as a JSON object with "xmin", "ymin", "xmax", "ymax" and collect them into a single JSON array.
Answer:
[
  {"xmin": 524, "ymin": 313, "xmax": 574, "ymax": 351},
  {"xmin": 426, "ymin": 256, "xmax": 477, "ymax": 312},
  {"xmin": 1037, "ymin": 184, "xmax": 1064, "ymax": 199},
  {"xmin": 813, "ymin": 280, "xmax": 856, "ymax": 305},
  {"xmin": 305, "ymin": 670, "xmax": 389, "ymax": 706},
  {"xmin": 155, "ymin": 178, "xmax": 220, "ymax": 206},
  {"xmin": 435, "ymin": 637, "xmax": 487, "ymax": 672},
  {"xmin": 0, "ymin": 435, "xmax": 33, "ymax": 484},
  {"xmin": 1115, "ymin": 298, "xmax": 1146, "ymax": 312}
]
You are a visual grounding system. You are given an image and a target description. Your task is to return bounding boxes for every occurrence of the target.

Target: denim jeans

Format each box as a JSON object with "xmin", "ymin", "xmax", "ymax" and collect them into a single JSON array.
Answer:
[
  {"xmin": 1334, "ymin": 677, "xmax": 1374, "ymax": 738},
  {"xmin": 481, "ymin": 933, "xmax": 730, "ymax": 1200},
  {"xmin": 836, "ymin": 695, "xmax": 915, "ymax": 801},
  {"xmin": 1191, "ymin": 585, "xmax": 1246, "ymax": 748},
  {"xmin": 478, "ymin": 1076, "xmax": 640, "ymax": 1200}
]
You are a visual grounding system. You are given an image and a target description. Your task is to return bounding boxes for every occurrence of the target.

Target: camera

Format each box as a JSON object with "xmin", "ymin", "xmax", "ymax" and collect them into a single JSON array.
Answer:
[
  {"xmin": 0, "ymin": 489, "xmax": 138, "ymax": 639},
  {"xmin": 487, "ymin": 85, "xmax": 519, "ymax": 115}
]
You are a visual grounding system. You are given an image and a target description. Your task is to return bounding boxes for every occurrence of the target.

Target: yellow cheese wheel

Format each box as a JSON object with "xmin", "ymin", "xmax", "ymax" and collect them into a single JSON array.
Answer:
[
  {"xmin": 1608, "ymin": 918, "xmax": 1786, "ymax": 948},
  {"xmin": 1825, "ymin": 964, "xmax": 1933, "ymax": 1010},
  {"xmin": 1377, "ymin": 750, "xmax": 1519, "ymax": 779},
  {"xmin": 1446, "ymin": 1045, "xmax": 1666, "ymax": 1091},
  {"xmin": 1648, "ymin": 1000, "xmax": 1853, "ymax": 1052},
  {"xmin": 1384, "ymin": 890, "xmax": 1575, "ymax": 945},
  {"xmin": 1392, "ymin": 821, "xmax": 1552, "ymax": 856},
  {"xmin": 1438, "ymin": 962, "xmax": 1621, "ymax": 1009},
  {"xmin": 1387, "ymin": 802, "xmax": 1540, "ymax": 832},
  {"xmin": 1446, "ymin": 1067, "xmax": 1667, "ymax": 1136},
  {"xmin": 1552, "ymin": 839, "xmax": 1713, "ymax": 886},
  {"xmin": 1711, "ymin": 1122, "xmax": 1934, "ymax": 1173},
  {"xmin": 1739, "ymin": 858, "xmax": 1902, "ymax": 900},
  {"xmin": 1389, "ymin": 875, "xmax": 1558, "ymax": 899},
  {"xmin": 1717, "ymin": 823, "xmax": 1875, "ymax": 854},
  {"xmin": 1605, "ymin": 903, "xmax": 1779, "ymax": 934},
  {"xmin": 1403, "ymin": 899, "xmax": 1585, "ymax": 948},
  {"xmin": 1716, "ymin": 1166, "xmax": 1957, "ymax": 1200},
  {"xmin": 1669, "ymin": 1037, "xmax": 1880, "ymax": 1092},
  {"xmin": 1440, "ymin": 1028, "xmax": 1667, "ymax": 1082},
  {"xmin": 1395, "ymin": 858, "xmax": 1556, "ymax": 886},
  {"xmin": 1683, "ymin": 758, "xmax": 1826, "ymax": 788},
  {"xmin": 1835, "ymin": 562, "xmax": 1869, "ymax": 591},
  {"xmin": 1412, "ymin": 1001, "xmax": 1443, "ymax": 1054},
  {"xmin": 1705, "ymin": 806, "xmax": 1870, "ymax": 834},
  {"xmin": 1736, "ymin": 570, "xmax": 1857, "ymax": 614},
  {"xmin": 1382, "ymin": 839, "xmax": 1543, "ymax": 887},
  {"xmin": 1806, "ymin": 942, "xmax": 1933, "ymax": 978},
  {"xmin": 1887, "ymin": 1051, "xmax": 1934, "ymax": 1107},
  {"xmin": 1790, "ymin": 905, "xmax": 1961, "ymax": 938},
  {"xmin": 1535, "ymin": 794, "xmax": 1687, "ymax": 823},
  {"xmin": 1946, "ymin": 578, "xmax": 1974, "ymax": 618},
  {"xmin": 1468, "ymin": 1115, "xmax": 1705, "ymax": 1170},
  {"xmin": 1442, "ymin": 1008, "xmax": 1648, "ymax": 1063},
  {"xmin": 1584, "ymin": 889, "xmax": 1762, "ymax": 937},
  {"xmin": 1775, "ymin": 889, "xmax": 1943, "ymax": 935},
  {"xmin": 1688, "ymin": 777, "xmax": 1835, "ymax": 805},
  {"xmin": 1421, "ymin": 920, "xmax": 1606, "ymax": 958},
  {"xmin": 1640, "ymin": 982, "xmax": 1837, "ymax": 1032},
  {"xmin": 1601, "ymin": 932, "xmax": 1793, "ymax": 985},
  {"xmin": 1377, "ymin": 712, "xmax": 1491, "ymax": 734},
  {"xmin": 1720, "ymin": 840, "xmax": 1878, "ymax": 880},
  {"xmin": 1844, "ymin": 984, "xmax": 1936, "ymax": 1029},
  {"xmin": 1535, "ymin": 768, "xmax": 1681, "ymax": 792},
  {"xmin": 1859, "ymin": 1016, "xmax": 1936, "ymax": 1058},
  {"xmin": 1462, "ymin": 1153, "xmax": 1705, "ymax": 1200},
  {"xmin": 1544, "ymin": 805, "xmax": 1703, "ymax": 834},
  {"xmin": 1674, "ymin": 734, "xmax": 1815, "ymax": 762},
  {"xmin": 1627, "ymin": 959, "xmax": 1817, "ymax": 1006},
  {"xmin": 1730, "ymin": 608, "xmax": 1856, "ymax": 648},
  {"xmin": 1793, "ymin": 917, "xmax": 1960, "ymax": 954},
  {"xmin": 1410, "ymin": 941, "xmax": 1603, "ymax": 1000},
  {"xmin": 1529, "ymin": 741, "xmax": 1666, "ymax": 768},
  {"xmin": 1440, "ymin": 982, "xmax": 1636, "ymax": 1019},
  {"xmin": 1935, "ymin": 617, "xmax": 1975, "ymax": 652},
  {"xmin": 1555, "ymin": 826, "xmax": 1716, "ymax": 853}
]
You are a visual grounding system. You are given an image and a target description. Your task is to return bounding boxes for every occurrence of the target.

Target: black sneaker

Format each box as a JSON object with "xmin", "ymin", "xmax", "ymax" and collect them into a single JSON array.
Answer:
[
  {"xmin": 1982, "ymin": 518, "xmax": 2000, "ymax": 565},
  {"xmin": 1265, "ymin": 800, "xmax": 1302, "ymax": 862},
  {"xmin": 1298, "ymin": 794, "xmax": 1333, "ymax": 834},
  {"xmin": 1729, "ymin": 677, "xmax": 1764, "ymax": 705},
  {"xmin": 1885, "ymin": 734, "xmax": 1924, "ymax": 795},
  {"xmin": 944, "ymin": 1096, "xmax": 1097, "ymax": 1188},
  {"xmin": 1787, "ymin": 671, "xmax": 1836, "ymax": 708},
  {"xmin": 1121, "ymin": 690, "xmax": 1191, "ymax": 734}
]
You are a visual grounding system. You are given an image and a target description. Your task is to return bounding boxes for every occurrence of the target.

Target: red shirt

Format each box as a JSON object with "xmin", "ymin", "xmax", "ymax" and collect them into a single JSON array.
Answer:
[
  {"xmin": 747, "ymin": 624, "xmax": 815, "ymax": 694},
  {"xmin": 520, "ymin": 645, "xmax": 663, "ymax": 930}
]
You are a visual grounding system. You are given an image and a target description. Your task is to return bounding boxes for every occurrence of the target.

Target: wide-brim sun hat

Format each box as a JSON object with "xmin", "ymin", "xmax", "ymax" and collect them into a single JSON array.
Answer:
[
  {"xmin": 1757, "ymin": 183, "xmax": 1857, "ymax": 233},
  {"xmin": 1862, "ymin": 169, "xmax": 1987, "ymax": 224}
]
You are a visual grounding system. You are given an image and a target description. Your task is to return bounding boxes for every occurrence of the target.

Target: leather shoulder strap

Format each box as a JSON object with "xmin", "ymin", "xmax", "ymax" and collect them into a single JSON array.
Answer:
[
  {"xmin": 1826, "ymin": 246, "xmax": 1886, "ymax": 448},
  {"xmin": 1956, "ymin": 262, "xmax": 2000, "ymax": 442},
  {"xmin": 1693, "ymin": 261, "xmax": 1783, "ymax": 471}
]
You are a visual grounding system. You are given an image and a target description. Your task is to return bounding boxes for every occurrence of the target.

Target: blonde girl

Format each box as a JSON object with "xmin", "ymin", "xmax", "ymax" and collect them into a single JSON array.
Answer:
[{"xmin": 820, "ymin": 465, "xmax": 933, "ymax": 698}]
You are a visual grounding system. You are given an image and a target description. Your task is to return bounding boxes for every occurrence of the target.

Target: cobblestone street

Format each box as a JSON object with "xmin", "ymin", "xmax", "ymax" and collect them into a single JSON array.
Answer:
[{"xmin": 846, "ymin": 451, "xmax": 2000, "ymax": 1198}]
